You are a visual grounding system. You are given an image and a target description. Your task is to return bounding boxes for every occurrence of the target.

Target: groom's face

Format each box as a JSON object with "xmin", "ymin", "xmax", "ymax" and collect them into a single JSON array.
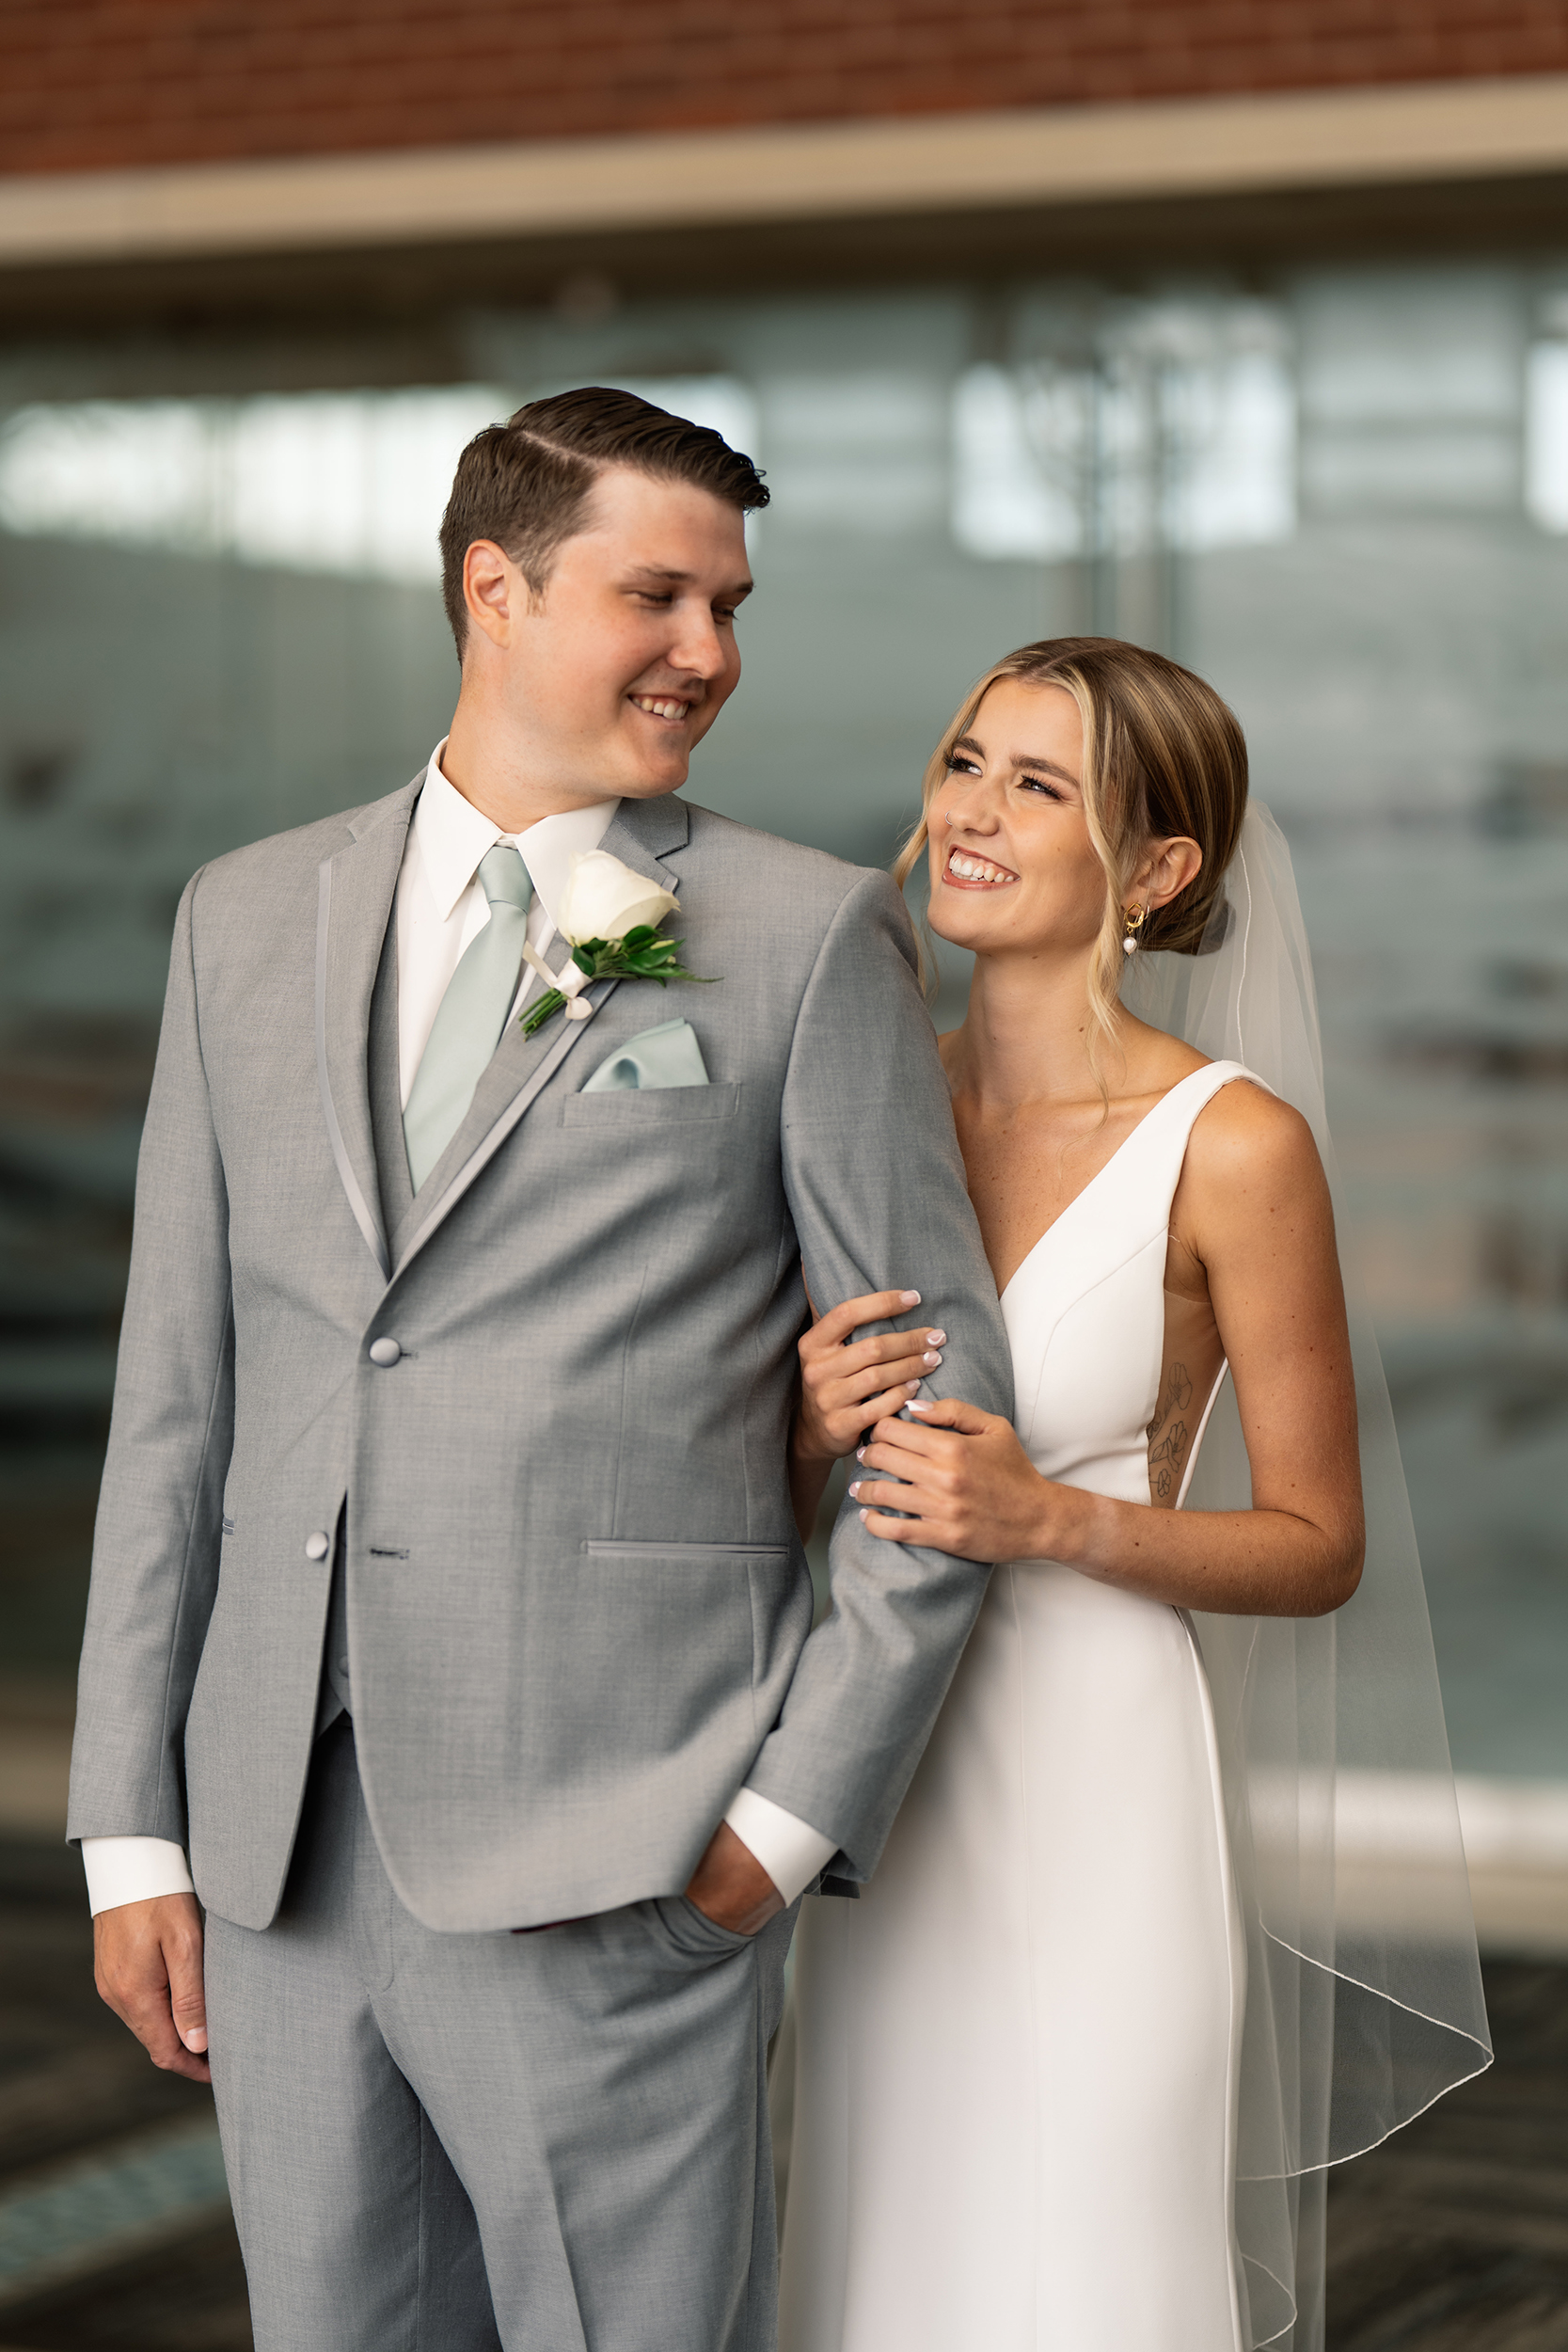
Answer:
[{"xmin": 467, "ymin": 465, "xmax": 752, "ymax": 801}]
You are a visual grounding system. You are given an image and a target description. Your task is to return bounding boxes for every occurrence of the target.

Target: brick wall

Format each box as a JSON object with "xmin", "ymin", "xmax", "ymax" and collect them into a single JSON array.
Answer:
[{"xmin": 6, "ymin": 0, "xmax": 1568, "ymax": 178}]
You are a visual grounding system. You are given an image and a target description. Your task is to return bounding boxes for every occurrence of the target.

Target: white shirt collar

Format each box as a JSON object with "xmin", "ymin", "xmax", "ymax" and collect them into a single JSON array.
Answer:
[{"xmin": 411, "ymin": 742, "xmax": 618, "ymax": 927}]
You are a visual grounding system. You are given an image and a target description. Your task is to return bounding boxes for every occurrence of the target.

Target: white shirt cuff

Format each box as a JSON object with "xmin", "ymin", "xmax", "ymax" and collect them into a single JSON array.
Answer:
[
  {"xmin": 81, "ymin": 1836, "xmax": 196, "ymax": 1916},
  {"xmin": 722, "ymin": 1788, "xmax": 839, "ymax": 1907}
]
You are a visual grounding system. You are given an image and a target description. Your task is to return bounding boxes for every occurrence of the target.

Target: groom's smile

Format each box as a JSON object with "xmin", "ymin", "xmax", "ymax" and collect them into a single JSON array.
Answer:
[{"xmin": 628, "ymin": 689, "xmax": 697, "ymax": 724}]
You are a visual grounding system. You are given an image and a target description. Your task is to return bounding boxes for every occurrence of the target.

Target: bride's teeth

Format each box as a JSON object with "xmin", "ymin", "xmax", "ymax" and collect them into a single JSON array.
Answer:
[{"xmin": 950, "ymin": 850, "xmax": 1012, "ymax": 882}]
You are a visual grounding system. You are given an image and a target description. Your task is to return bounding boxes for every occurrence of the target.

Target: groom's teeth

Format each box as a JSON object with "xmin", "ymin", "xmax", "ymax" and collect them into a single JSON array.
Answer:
[{"xmin": 634, "ymin": 695, "xmax": 688, "ymax": 720}]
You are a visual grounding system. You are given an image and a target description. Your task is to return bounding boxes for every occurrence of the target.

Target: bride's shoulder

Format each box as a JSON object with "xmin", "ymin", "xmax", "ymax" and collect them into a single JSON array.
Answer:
[{"xmin": 1183, "ymin": 1073, "xmax": 1324, "ymax": 1203}]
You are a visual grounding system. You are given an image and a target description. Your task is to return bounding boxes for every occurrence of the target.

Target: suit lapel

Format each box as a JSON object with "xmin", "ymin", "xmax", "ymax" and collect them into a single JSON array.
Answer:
[
  {"xmin": 590, "ymin": 788, "xmax": 689, "ymax": 895},
  {"xmin": 314, "ymin": 779, "xmax": 420, "ymax": 1280},
  {"xmin": 389, "ymin": 792, "xmax": 689, "ymax": 1281}
]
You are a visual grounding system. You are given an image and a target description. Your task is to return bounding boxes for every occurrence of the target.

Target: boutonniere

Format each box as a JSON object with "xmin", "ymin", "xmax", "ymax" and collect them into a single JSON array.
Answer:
[{"xmin": 520, "ymin": 850, "xmax": 714, "ymax": 1036}]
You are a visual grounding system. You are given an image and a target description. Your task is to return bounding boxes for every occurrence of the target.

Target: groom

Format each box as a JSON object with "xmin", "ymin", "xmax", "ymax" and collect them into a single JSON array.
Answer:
[{"xmin": 70, "ymin": 389, "xmax": 1011, "ymax": 2350}]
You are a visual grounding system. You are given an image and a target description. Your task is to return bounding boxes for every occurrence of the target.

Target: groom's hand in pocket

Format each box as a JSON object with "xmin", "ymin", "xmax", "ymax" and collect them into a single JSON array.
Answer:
[{"xmin": 684, "ymin": 1821, "xmax": 784, "ymax": 1935}]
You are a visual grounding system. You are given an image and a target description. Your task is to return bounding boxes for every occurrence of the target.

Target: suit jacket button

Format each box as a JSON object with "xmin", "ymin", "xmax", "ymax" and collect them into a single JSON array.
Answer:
[
  {"xmin": 304, "ymin": 1531, "xmax": 331, "ymax": 1562},
  {"xmin": 368, "ymin": 1337, "xmax": 402, "ymax": 1366}
]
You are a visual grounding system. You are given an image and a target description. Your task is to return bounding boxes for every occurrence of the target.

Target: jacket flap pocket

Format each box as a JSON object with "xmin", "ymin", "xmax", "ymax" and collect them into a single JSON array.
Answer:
[{"xmin": 583, "ymin": 1539, "xmax": 789, "ymax": 1560}]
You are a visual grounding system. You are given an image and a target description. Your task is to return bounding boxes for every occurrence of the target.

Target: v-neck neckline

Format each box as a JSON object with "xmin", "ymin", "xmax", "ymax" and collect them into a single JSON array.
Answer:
[{"xmin": 996, "ymin": 1061, "xmax": 1218, "ymax": 1306}]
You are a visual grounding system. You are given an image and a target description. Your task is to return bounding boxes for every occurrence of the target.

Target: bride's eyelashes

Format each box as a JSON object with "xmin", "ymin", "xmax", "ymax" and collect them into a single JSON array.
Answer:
[{"xmin": 939, "ymin": 752, "xmax": 1066, "ymax": 802}]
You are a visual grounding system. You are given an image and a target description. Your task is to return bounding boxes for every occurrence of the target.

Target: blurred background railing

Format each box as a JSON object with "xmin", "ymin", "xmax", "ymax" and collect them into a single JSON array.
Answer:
[{"xmin": 2, "ymin": 6, "xmax": 1568, "ymax": 2342}]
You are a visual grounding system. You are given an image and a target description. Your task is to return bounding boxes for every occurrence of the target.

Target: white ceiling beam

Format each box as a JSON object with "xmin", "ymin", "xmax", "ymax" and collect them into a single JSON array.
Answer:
[{"xmin": 1, "ymin": 72, "xmax": 1566, "ymax": 271}]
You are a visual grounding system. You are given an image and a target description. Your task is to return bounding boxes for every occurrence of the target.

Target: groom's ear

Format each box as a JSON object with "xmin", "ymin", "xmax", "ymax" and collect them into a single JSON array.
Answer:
[{"xmin": 461, "ymin": 539, "xmax": 532, "ymax": 658}]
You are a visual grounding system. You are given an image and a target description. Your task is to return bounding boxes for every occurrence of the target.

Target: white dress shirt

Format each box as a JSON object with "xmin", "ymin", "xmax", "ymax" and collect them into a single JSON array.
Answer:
[
  {"xmin": 394, "ymin": 744, "xmax": 618, "ymax": 1104},
  {"xmin": 83, "ymin": 746, "xmax": 836, "ymax": 1917}
]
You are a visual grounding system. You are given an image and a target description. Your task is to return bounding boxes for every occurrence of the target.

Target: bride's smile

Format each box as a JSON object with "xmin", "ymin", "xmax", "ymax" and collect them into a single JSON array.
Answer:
[{"xmin": 942, "ymin": 846, "xmax": 1018, "ymax": 887}]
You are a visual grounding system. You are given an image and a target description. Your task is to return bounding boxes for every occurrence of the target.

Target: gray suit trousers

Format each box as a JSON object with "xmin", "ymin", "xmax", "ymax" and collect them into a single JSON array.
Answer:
[{"xmin": 205, "ymin": 1720, "xmax": 796, "ymax": 2352}]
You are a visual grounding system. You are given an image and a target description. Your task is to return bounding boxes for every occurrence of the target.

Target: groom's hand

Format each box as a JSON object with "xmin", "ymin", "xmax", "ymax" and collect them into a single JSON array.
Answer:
[
  {"xmin": 93, "ymin": 1893, "xmax": 210, "ymax": 2083},
  {"xmin": 684, "ymin": 1821, "xmax": 784, "ymax": 1935}
]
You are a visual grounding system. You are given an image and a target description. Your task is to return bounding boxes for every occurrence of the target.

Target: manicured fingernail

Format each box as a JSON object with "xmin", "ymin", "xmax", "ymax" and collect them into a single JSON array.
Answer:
[
  {"xmin": 907, "ymin": 1400, "xmax": 932, "ymax": 1413},
  {"xmin": 904, "ymin": 1381, "xmax": 922, "ymax": 1396},
  {"xmin": 855, "ymin": 1445, "xmax": 866, "ymax": 1461},
  {"xmin": 899, "ymin": 1290, "xmax": 922, "ymax": 1305},
  {"xmin": 847, "ymin": 1480, "xmax": 861, "ymax": 1498},
  {"xmin": 927, "ymin": 1329, "xmax": 946, "ymax": 1345},
  {"xmin": 923, "ymin": 1350, "xmax": 942, "ymax": 1368},
  {"xmin": 859, "ymin": 1508, "xmax": 870, "ymax": 1523}
]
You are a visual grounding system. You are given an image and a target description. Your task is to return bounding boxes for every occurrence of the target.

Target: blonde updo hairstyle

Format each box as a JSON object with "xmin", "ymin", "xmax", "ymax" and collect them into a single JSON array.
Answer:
[{"xmin": 893, "ymin": 636, "xmax": 1249, "ymax": 1049}]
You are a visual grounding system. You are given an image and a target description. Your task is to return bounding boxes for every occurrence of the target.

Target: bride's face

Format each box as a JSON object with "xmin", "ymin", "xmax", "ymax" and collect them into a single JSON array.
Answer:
[{"xmin": 926, "ymin": 680, "xmax": 1110, "ymax": 960}]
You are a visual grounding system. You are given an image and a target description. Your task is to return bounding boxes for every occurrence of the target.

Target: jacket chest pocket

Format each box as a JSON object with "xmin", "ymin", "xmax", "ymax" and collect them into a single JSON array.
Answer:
[{"xmin": 561, "ymin": 1083, "xmax": 742, "ymax": 1131}]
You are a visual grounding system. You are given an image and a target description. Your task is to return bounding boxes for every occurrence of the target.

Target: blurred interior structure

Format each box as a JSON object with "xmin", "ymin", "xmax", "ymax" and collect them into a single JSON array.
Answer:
[{"xmin": 2, "ymin": 5, "xmax": 1568, "ymax": 2334}]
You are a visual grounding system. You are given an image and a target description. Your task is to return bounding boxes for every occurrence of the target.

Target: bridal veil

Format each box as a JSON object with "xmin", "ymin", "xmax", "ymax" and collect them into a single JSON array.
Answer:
[{"xmin": 1123, "ymin": 803, "xmax": 1491, "ymax": 2349}]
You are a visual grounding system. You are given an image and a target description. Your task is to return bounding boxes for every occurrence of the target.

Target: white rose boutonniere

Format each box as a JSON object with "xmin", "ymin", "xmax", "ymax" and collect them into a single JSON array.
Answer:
[{"xmin": 519, "ymin": 850, "xmax": 714, "ymax": 1035}]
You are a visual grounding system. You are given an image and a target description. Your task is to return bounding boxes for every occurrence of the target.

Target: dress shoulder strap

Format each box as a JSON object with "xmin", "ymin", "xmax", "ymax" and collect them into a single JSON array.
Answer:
[
  {"xmin": 1116, "ymin": 1059, "xmax": 1268, "ymax": 1239},
  {"xmin": 1162, "ymin": 1057, "xmax": 1264, "ymax": 1135}
]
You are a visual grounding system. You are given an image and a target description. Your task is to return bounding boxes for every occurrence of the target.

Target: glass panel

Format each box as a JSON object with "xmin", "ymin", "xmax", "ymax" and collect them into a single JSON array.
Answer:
[{"xmin": 2, "ymin": 259, "xmax": 1565, "ymax": 1796}]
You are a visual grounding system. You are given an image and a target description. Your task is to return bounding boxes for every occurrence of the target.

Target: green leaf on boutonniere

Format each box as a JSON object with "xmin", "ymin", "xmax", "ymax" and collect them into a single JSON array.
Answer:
[{"xmin": 521, "ymin": 929, "xmax": 716, "ymax": 1037}]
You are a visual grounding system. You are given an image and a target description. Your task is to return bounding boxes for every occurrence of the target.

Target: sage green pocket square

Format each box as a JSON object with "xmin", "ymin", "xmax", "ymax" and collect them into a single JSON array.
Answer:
[{"xmin": 580, "ymin": 1018, "xmax": 711, "ymax": 1093}]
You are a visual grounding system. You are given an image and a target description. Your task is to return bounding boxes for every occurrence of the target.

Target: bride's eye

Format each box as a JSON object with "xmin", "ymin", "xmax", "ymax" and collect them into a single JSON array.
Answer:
[
  {"xmin": 942, "ymin": 753, "xmax": 982, "ymax": 778},
  {"xmin": 1020, "ymin": 773, "xmax": 1064, "ymax": 800}
]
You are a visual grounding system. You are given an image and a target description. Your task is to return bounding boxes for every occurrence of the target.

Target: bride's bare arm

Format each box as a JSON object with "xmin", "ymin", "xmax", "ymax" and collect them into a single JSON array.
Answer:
[{"xmin": 849, "ymin": 1087, "xmax": 1365, "ymax": 1617}]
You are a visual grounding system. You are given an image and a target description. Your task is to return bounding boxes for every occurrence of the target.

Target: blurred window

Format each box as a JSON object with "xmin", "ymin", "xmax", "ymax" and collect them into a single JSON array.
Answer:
[
  {"xmin": 952, "ymin": 304, "xmax": 1295, "ymax": 563},
  {"xmin": 0, "ymin": 374, "xmax": 759, "ymax": 582},
  {"xmin": 1, "ymin": 271, "xmax": 1565, "ymax": 1803},
  {"xmin": 1526, "ymin": 336, "xmax": 1568, "ymax": 532}
]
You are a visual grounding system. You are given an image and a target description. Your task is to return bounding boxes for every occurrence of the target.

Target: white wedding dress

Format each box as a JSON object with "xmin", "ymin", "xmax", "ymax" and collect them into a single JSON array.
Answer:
[{"xmin": 779, "ymin": 1060, "xmax": 1259, "ymax": 2352}]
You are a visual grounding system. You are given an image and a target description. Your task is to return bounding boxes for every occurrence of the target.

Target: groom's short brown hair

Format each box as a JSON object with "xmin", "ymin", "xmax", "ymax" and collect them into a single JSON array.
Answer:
[{"xmin": 438, "ymin": 386, "xmax": 768, "ymax": 657}]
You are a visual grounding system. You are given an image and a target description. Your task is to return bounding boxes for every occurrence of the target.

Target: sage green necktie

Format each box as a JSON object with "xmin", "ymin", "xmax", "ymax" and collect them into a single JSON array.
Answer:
[{"xmin": 404, "ymin": 842, "xmax": 533, "ymax": 1194}]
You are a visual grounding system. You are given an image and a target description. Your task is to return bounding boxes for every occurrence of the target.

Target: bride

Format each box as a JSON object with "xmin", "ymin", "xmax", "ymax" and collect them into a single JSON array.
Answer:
[{"xmin": 777, "ymin": 638, "xmax": 1487, "ymax": 2350}]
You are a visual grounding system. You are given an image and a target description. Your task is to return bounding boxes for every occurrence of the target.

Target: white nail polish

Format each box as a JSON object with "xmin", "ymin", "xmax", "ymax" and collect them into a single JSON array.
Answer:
[
  {"xmin": 848, "ymin": 1480, "xmax": 861, "ymax": 1498},
  {"xmin": 900, "ymin": 1291, "xmax": 922, "ymax": 1305}
]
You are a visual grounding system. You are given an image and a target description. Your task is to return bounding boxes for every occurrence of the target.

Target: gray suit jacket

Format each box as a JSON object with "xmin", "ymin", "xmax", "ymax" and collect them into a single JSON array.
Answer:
[{"xmin": 68, "ymin": 782, "xmax": 1013, "ymax": 1931}]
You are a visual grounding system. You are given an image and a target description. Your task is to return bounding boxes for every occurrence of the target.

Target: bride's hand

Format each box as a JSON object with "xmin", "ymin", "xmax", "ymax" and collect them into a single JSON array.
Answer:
[
  {"xmin": 794, "ymin": 1289, "xmax": 946, "ymax": 1467},
  {"xmin": 849, "ymin": 1396, "xmax": 1079, "ymax": 1565}
]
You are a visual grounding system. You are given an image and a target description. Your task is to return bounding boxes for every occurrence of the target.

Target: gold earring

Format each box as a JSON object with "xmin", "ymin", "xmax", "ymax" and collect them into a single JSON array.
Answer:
[{"xmin": 1121, "ymin": 903, "xmax": 1148, "ymax": 957}]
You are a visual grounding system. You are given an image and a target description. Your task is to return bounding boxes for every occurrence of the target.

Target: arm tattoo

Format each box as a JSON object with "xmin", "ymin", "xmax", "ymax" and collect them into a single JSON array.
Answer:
[{"xmin": 1147, "ymin": 1362, "xmax": 1195, "ymax": 1502}]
